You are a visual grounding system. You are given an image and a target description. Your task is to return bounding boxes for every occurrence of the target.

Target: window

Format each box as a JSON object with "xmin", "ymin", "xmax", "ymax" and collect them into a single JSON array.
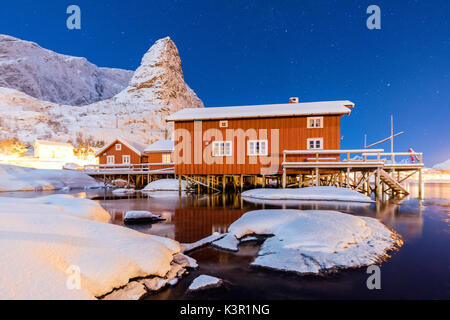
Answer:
[
  {"xmin": 219, "ymin": 120, "xmax": 228, "ymax": 128},
  {"xmin": 213, "ymin": 141, "xmax": 232, "ymax": 156},
  {"xmin": 122, "ymin": 155, "xmax": 130, "ymax": 164},
  {"xmin": 106, "ymin": 155, "xmax": 115, "ymax": 164},
  {"xmin": 307, "ymin": 138, "xmax": 323, "ymax": 150},
  {"xmin": 115, "ymin": 143, "xmax": 122, "ymax": 151},
  {"xmin": 247, "ymin": 140, "xmax": 268, "ymax": 156},
  {"xmin": 307, "ymin": 117, "xmax": 323, "ymax": 128},
  {"xmin": 162, "ymin": 154, "xmax": 171, "ymax": 163}
]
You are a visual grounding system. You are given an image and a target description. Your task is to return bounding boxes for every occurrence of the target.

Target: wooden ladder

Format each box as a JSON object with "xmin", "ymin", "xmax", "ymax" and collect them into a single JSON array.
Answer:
[{"xmin": 379, "ymin": 169, "xmax": 409, "ymax": 195}]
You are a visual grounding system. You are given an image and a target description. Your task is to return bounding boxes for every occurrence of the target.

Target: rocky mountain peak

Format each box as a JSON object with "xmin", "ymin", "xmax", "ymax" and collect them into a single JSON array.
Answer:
[{"xmin": 117, "ymin": 36, "xmax": 203, "ymax": 111}]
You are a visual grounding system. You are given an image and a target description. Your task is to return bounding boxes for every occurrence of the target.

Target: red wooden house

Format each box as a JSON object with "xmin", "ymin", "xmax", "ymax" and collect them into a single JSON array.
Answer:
[
  {"xmin": 95, "ymin": 137, "xmax": 148, "ymax": 165},
  {"xmin": 144, "ymin": 139, "xmax": 174, "ymax": 170},
  {"xmin": 144, "ymin": 139, "xmax": 174, "ymax": 164},
  {"xmin": 166, "ymin": 99, "xmax": 354, "ymax": 176}
]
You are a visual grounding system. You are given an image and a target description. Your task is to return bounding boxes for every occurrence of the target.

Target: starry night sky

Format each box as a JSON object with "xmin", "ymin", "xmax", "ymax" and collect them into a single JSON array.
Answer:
[{"xmin": 0, "ymin": 0, "xmax": 448, "ymax": 165}]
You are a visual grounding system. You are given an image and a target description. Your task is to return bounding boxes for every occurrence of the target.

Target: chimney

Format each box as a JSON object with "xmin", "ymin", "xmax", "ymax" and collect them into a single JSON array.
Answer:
[{"xmin": 289, "ymin": 97, "xmax": 299, "ymax": 103}]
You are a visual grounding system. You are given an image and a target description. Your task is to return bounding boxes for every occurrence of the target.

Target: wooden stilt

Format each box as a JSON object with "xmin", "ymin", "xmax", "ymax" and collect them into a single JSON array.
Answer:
[
  {"xmin": 418, "ymin": 168, "xmax": 424, "ymax": 199},
  {"xmin": 376, "ymin": 168, "xmax": 382, "ymax": 200},
  {"xmin": 315, "ymin": 167, "xmax": 319, "ymax": 186}
]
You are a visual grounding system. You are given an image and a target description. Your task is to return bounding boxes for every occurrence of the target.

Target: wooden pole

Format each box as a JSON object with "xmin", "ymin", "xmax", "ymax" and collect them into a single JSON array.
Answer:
[
  {"xmin": 315, "ymin": 167, "xmax": 319, "ymax": 186},
  {"xmin": 376, "ymin": 168, "xmax": 382, "ymax": 201},
  {"xmin": 240, "ymin": 174, "xmax": 244, "ymax": 192},
  {"xmin": 178, "ymin": 175, "xmax": 182, "ymax": 195},
  {"xmin": 418, "ymin": 168, "xmax": 424, "ymax": 199}
]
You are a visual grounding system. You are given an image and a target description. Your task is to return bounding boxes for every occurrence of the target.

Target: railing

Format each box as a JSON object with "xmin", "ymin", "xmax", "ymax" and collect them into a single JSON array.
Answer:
[
  {"xmin": 283, "ymin": 149, "xmax": 385, "ymax": 165},
  {"xmin": 282, "ymin": 149, "xmax": 423, "ymax": 168},
  {"xmin": 362, "ymin": 152, "xmax": 423, "ymax": 166},
  {"xmin": 84, "ymin": 163, "xmax": 175, "ymax": 173}
]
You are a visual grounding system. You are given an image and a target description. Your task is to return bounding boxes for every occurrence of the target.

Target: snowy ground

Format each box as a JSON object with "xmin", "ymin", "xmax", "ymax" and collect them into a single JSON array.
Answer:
[
  {"xmin": 0, "ymin": 194, "xmax": 195, "ymax": 299},
  {"xmin": 0, "ymin": 164, "xmax": 103, "ymax": 192},
  {"xmin": 242, "ymin": 186, "xmax": 374, "ymax": 203},
  {"xmin": 142, "ymin": 178, "xmax": 186, "ymax": 192},
  {"xmin": 221, "ymin": 209, "xmax": 401, "ymax": 274}
]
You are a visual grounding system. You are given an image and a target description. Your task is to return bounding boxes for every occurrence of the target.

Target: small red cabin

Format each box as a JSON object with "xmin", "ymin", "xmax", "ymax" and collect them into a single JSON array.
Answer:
[
  {"xmin": 144, "ymin": 139, "xmax": 174, "ymax": 164},
  {"xmin": 166, "ymin": 100, "xmax": 354, "ymax": 176},
  {"xmin": 95, "ymin": 137, "xmax": 147, "ymax": 165},
  {"xmin": 144, "ymin": 139, "xmax": 174, "ymax": 170}
]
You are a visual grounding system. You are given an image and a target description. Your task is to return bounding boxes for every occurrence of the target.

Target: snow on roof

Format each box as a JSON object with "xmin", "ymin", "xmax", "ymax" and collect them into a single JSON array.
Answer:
[
  {"xmin": 95, "ymin": 137, "xmax": 148, "ymax": 157},
  {"xmin": 144, "ymin": 140, "xmax": 174, "ymax": 153},
  {"xmin": 166, "ymin": 100, "xmax": 354, "ymax": 122},
  {"xmin": 34, "ymin": 139, "xmax": 73, "ymax": 148}
]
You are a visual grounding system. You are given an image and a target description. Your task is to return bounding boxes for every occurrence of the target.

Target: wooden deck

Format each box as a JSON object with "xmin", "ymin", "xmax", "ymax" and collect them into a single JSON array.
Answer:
[
  {"xmin": 84, "ymin": 163, "xmax": 174, "ymax": 175},
  {"xmin": 84, "ymin": 149, "xmax": 424, "ymax": 200},
  {"xmin": 281, "ymin": 149, "xmax": 424, "ymax": 199}
]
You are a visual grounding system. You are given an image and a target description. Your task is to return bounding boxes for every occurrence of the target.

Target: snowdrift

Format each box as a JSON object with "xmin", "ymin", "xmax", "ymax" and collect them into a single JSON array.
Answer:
[
  {"xmin": 0, "ymin": 164, "xmax": 102, "ymax": 192},
  {"xmin": 0, "ymin": 194, "xmax": 186, "ymax": 299},
  {"xmin": 143, "ymin": 178, "xmax": 186, "ymax": 192},
  {"xmin": 242, "ymin": 186, "xmax": 373, "ymax": 203}
]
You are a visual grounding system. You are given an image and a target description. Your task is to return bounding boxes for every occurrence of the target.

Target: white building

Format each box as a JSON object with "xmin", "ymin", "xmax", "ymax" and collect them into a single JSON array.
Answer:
[{"xmin": 33, "ymin": 140, "xmax": 75, "ymax": 160}]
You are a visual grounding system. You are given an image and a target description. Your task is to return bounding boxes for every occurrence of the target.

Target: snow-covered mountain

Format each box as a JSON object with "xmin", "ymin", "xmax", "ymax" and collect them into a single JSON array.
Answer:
[
  {"xmin": 0, "ymin": 36, "xmax": 203, "ymax": 147},
  {"xmin": 433, "ymin": 158, "xmax": 450, "ymax": 171},
  {"xmin": 112, "ymin": 37, "xmax": 203, "ymax": 111},
  {"xmin": 0, "ymin": 34, "xmax": 133, "ymax": 106}
]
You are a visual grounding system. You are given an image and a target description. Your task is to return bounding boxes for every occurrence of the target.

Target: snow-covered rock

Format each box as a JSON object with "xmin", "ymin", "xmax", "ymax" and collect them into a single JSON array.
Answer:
[
  {"xmin": 189, "ymin": 275, "xmax": 223, "ymax": 291},
  {"xmin": 112, "ymin": 188, "xmax": 135, "ymax": 195},
  {"xmin": 182, "ymin": 232, "xmax": 226, "ymax": 253},
  {"xmin": 173, "ymin": 253, "xmax": 198, "ymax": 269},
  {"xmin": 0, "ymin": 34, "xmax": 132, "ymax": 105},
  {"xmin": 212, "ymin": 233, "xmax": 240, "ymax": 252},
  {"xmin": 124, "ymin": 210, "xmax": 164, "ymax": 222},
  {"xmin": 143, "ymin": 178, "xmax": 186, "ymax": 192},
  {"xmin": 102, "ymin": 282, "xmax": 147, "ymax": 300},
  {"xmin": 0, "ymin": 36, "xmax": 203, "ymax": 147},
  {"xmin": 242, "ymin": 186, "xmax": 373, "ymax": 203},
  {"xmin": 0, "ymin": 164, "xmax": 102, "ymax": 192},
  {"xmin": 0, "ymin": 195, "xmax": 183, "ymax": 299},
  {"xmin": 226, "ymin": 209, "xmax": 401, "ymax": 275},
  {"xmin": 433, "ymin": 158, "xmax": 450, "ymax": 171}
]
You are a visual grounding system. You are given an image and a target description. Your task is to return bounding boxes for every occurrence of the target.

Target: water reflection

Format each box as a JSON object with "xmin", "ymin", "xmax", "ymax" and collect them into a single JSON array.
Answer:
[
  {"xmin": 0, "ymin": 184, "xmax": 448, "ymax": 299},
  {"xmin": 95, "ymin": 190, "xmax": 428, "ymax": 246}
]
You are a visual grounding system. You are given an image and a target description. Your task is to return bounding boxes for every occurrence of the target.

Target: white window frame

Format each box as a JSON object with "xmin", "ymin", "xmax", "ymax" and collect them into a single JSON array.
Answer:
[
  {"xmin": 122, "ymin": 155, "xmax": 131, "ymax": 164},
  {"xmin": 219, "ymin": 120, "xmax": 228, "ymax": 128},
  {"xmin": 162, "ymin": 154, "xmax": 171, "ymax": 163},
  {"xmin": 212, "ymin": 141, "xmax": 232, "ymax": 157},
  {"xmin": 106, "ymin": 155, "xmax": 115, "ymax": 164},
  {"xmin": 115, "ymin": 143, "xmax": 122, "ymax": 151},
  {"xmin": 247, "ymin": 140, "xmax": 268, "ymax": 156},
  {"xmin": 307, "ymin": 138, "xmax": 324, "ymax": 150},
  {"xmin": 307, "ymin": 117, "xmax": 323, "ymax": 128}
]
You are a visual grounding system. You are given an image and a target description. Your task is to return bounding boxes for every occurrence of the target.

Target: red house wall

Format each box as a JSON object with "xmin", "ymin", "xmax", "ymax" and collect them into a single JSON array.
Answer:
[{"xmin": 173, "ymin": 114, "xmax": 343, "ymax": 175}]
